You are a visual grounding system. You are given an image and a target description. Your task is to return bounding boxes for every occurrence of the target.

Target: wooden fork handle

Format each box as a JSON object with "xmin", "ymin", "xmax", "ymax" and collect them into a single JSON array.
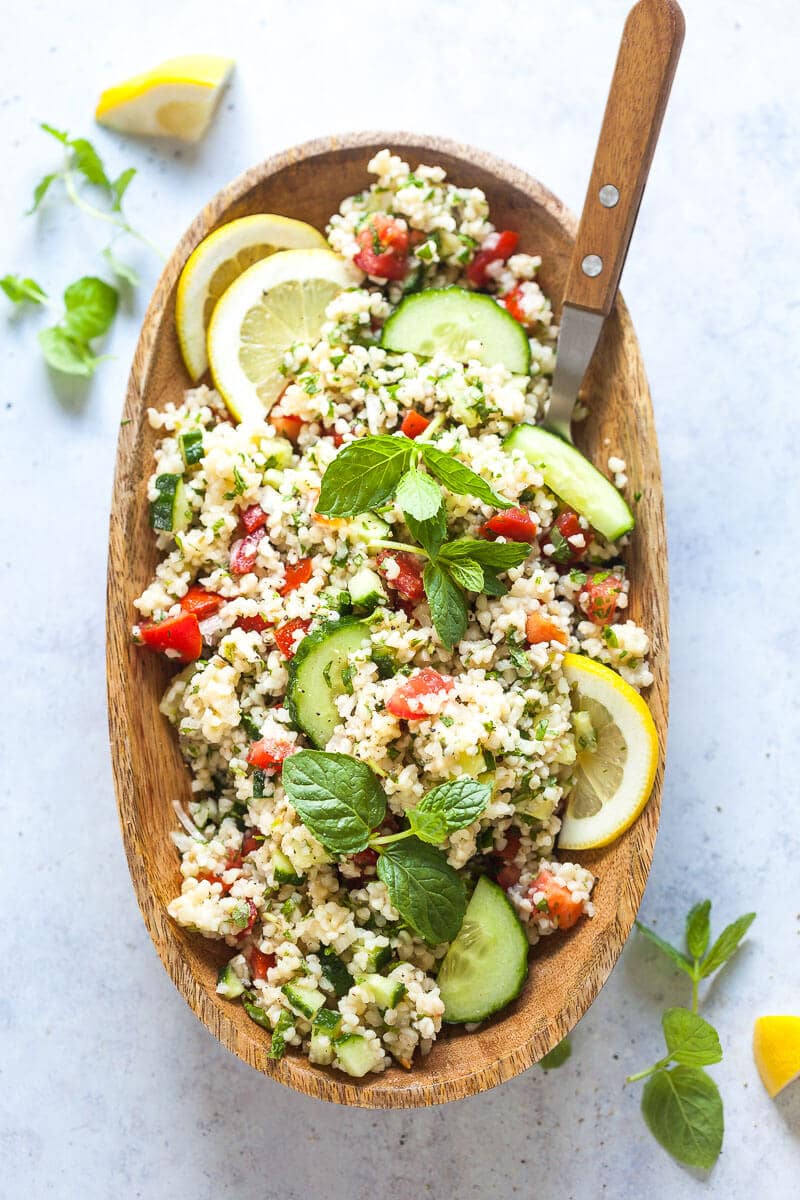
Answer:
[{"xmin": 564, "ymin": 0, "xmax": 685, "ymax": 316}]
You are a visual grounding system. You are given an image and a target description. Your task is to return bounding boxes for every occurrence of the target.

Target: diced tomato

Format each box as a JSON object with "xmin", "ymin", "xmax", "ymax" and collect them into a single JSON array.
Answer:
[
  {"xmin": 274, "ymin": 617, "xmax": 311, "ymax": 659},
  {"xmin": 249, "ymin": 946, "xmax": 275, "ymax": 981},
  {"xmin": 354, "ymin": 213, "xmax": 410, "ymax": 281},
  {"xmin": 241, "ymin": 828, "xmax": 262, "ymax": 857},
  {"xmin": 377, "ymin": 550, "xmax": 425, "ymax": 603},
  {"xmin": 322, "ymin": 425, "xmax": 346, "ymax": 447},
  {"xmin": 498, "ymin": 831, "xmax": 521, "ymax": 861},
  {"xmin": 497, "ymin": 864, "xmax": 522, "ymax": 890},
  {"xmin": 236, "ymin": 614, "xmax": 269, "ymax": 634},
  {"xmin": 247, "ymin": 738, "xmax": 297, "ymax": 771},
  {"xmin": 387, "ymin": 667, "xmax": 455, "ymax": 720},
  {"xmin": 580, "ymin": 572, "xmax": 623, "ymax": 626},
  {"xmin": 241, "ymin": 504, "xmax": 267, "ymax": 533},
  {"xmin": 342, "ymin": 847, "xmax": 380, "ymax": 887},
  {"xmin": 280, "ymin": 557, "xmax": 313, "ymax": 597},
  {"xmin": 547, "ymin": 508, "xmax": 589, "ymax": 564},
  {"xmin": 235, "ymin": 898, "xmax": 259, "ymax": 938},
  {"xmin": 525, "ymin": 611, "xmax": 568, "ymax": 647},
  {"xmin": 503, "ymin": 285, "xmax": 529, "ymax": 325},
  {"xmin": 480, "ymin": 506, "xmax": 538, "ymax": 543},
  {"xmin": 197, "ymin": 869, "xmax": 232, "ymax": 895},
  {"xmin": 352, "ymin": 848, "xmax": 379, "ymax": 870},
  {"xmin": 466, "ymin": 230, "xmax": 519, "ymax": 287},
  {"xmin": 269, "ymin": 408, "xmax": 305, "ymax": 442},
  {"xmin": 400, "ymin": 410, "xmax": 431, "ymax": 439},
  {"xmin": 528, "ymin": 869, "xmax": 584, "ymax": 930},
  {"xmin": 180, "ymin": 586, "xmax": 224, "ymax": 621},
  {"xmin": 230, "ymin": 529, "xmax": 265, "ymax": 576},
  {"xmin": 140, "ymin": 612, "xmax": 202, "ymax": 661}
]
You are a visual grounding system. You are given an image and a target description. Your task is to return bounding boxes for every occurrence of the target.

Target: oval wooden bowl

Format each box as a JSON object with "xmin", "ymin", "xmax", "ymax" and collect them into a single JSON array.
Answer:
[{"xmin": 107, "ymin": 132, "xmax": 669, "ymax": 1108}]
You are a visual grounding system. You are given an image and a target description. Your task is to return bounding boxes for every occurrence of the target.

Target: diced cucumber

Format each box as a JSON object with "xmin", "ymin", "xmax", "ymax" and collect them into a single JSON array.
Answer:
[
  {"xmin": 321, "ymin": 588, "xmax": 353, "ymax": 615},
  {"xmin": 349, "ymin": 566, "xmax": 387, "ymax": 611},
  {"xmin": 504, "ymin": 424, "xmax": 634, "ymax": 541},
  {"xmin": 347, "ymin": 512, "xmax": 391, "ymax": 544},
  {"xmin": 312, "ymin": 1007, "xmax": 344, "ymax": 1036},
  {"xmin": 380, "ymin": 287, "xmax": 531, "ymax": 375},
  {"xmin": 216, "ymin": 962, "xmax": 245, "ymax": 999},
  {"xmin": 179, "ymin": 429, "xmax": 204, "ymax": 466},
  {"xmin": 437, "ymin": 875, "xmax": 529, "ymax": 1023},
  {"xmin": 267, "ymin": 1009, "xmax": 294, "ymax": 1059},
  {"xmin": 242, "ymin": 990, "xmax": 272, "ymax": 1030},
  {"xmin": 353, "ymin": 941, "xmax": 392, "ymax": 973},
  {"xmin": 357, "ymin": 973, "xmax": 407, "ymax": 1009},
  {"xmin": 286, "ymin": 618, "xmax": 371, "ymax": 747},
  {"xmin": 252, "ymin": 767, "xmax": 267, "ymax": 799},
  {"xmin": 264, "ymin": 436, "xmax": 294, "ymax": 469},
  {"xmin": 281, "ymin": 981, "xmax": 326, "ymax": 1019},
  {"xmin": 319, "ymin": 947, "xmax": 352, "ymax": 998},
  {"xmin": 149, "ymin": 473, "xmax": 190, "ymax": 533},
  {"xmin": 273, "ymin": 848, "xmax": 304, "ymax": 886},
  {"xmin": 455, "ymin": 749, "xmax": 492, "ymax": 778},
  {"xmin": 333, "ymin": 1033, "xmax": 378, "ymax": 1078}
]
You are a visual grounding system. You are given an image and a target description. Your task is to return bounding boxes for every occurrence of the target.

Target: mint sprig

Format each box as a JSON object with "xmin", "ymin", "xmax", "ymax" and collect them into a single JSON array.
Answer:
[
  {"xmin": 628, "ymin": 901, "xmax": 755, "ymax": 1169},
  {"xmin": 38, "ymin": 276, "xmax": 118, "ymax": 378},
  {"xmin": 1, "ymin": 274, "xmax": 47, "ymax": 305}
]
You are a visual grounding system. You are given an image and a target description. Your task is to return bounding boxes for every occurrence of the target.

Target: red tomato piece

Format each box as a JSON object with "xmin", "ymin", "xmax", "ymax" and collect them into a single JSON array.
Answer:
[
  {"xmin": 180, "ymin": 586, "xmax": 224, "ymax": 621},
  {"xmin": 230, "ymin": 529, "xmax": 265, "ymax": 576},
  {"xmin": 249, "ymin": 946, "xmax": 275, "ymax": 981},
  {"xmin": 241, "ymin": 829, "xmax": 262, "ymax": 856},
  {"xmin": 547, "ymin": 509, "xmax": 589, "ymax": 564},
  {"xmin": 497, "ymin": 831, "xmax": 521, "ymax": 861},
  {"xmin": 496, "ymin": 864, "xmax": 522, "ymax": 890},
  {"xmin": 236, "ymin": 614, "xmax": 269, "ymax": 634},
  {"xmin": 386, "ymin": 668, "xmax": 455, "ymax": 720},
  {"xmin": 247, "ymin": 738, "xmax": 297, "ymax": 770},
  {"xmin": 280, "ymin": 557, "xmax": 313, "ymax": 597},
  {"xmin": 400, "ymin": 410, "xmax": 431, "ymax": 439},
  {"xmin": 466, "ymin": 230, "xmax": 519, "ymax": 287},
  {"xmin": 140, "ymin": 612, "xmax": 202, "ymax": 661},
  {"xmin": 580, "ymin": 572, "xmax": 623, "ymax": 626},
  {"xmin": 274, "ymin": 617, "xmax": 311, "ymax": 659},
  {"xmin": 503, "ymin": 285, "xmax": 529, "ymax": 325},
  {"xmin": 525, "ymin": 611, "xmax": 568, "ymax": 647},
  {"xmin": 376, "ymin": 550, "xmax": 425, "ymax": 603},
  {"xmin": 354, "ymin": 213, "xmax": 410, "ymax": 280},
  {"xmin": 528, "ymin": 869, "xmax": 584, "ymax": 930},
  {"xmin": 269, "ymin": 408, "xmax": 305, "ymax": 443},
  {"xmin": 480, "ymin": 506, "xmax": 538, "ymax": 543},
  {"xmin": 197, "ymin": 869, "xmax": 232, "ymax": 895},
  {"xmin": 241, "ymin": 505, "xmax": 267, "ymax": 534}
]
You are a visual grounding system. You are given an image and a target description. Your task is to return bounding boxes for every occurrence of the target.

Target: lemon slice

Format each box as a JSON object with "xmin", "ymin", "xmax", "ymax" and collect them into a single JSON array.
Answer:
[
  {"xmin": 207, "ymin": 249, "xmax": 361, "ymax": 421},
  {"xmin": 558, "ymin": 653, "xmax": 658, "ymax": 850},
  {"xmin": 753, "ymin": 1016, "xmax": 800, "ymax": 1097},
  {"xmin": 176, "ymin": 216, "xmax": 328, "ymax": 380},
  {"xmin": 95, "ymin": 55, "xmax": 234, "ymax": 142}
]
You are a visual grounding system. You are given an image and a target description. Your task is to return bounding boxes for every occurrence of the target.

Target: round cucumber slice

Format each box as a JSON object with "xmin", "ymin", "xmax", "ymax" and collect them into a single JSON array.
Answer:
[
  {"xmin": 504, "ymin": 423, "xmax": 634, "ymax": 541},
  {"xmin": 286, "ymin": 618, "xmax": 371, "ymax": 748},
  {"xmin": 437, "ymin": 875, "xmax": 529, "ymax": 1024},
  {"xmin": 380, "ymin": 287, "xmax": 531, "ymax": 375}
]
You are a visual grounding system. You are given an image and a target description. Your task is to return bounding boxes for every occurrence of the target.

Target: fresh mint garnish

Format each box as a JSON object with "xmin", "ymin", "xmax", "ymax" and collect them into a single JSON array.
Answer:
[
  {"xmin": 0, "ymin": 274, "xmax": 47, "ymax": 305},
  {"xmin": 376, "ymin": 838, "xmax": 465, "ymax": 944}
]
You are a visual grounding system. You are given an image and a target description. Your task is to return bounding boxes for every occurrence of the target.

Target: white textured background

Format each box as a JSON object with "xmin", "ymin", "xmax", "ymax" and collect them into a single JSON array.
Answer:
[{"xmin": 1, "ymin": 1, "xmax": 799, "ymax": 1195}]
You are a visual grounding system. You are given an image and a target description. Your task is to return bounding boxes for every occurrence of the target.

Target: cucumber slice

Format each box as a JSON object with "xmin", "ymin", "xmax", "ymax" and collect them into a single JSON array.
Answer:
[
  {"xmin": 149, "ymin": 473, "xmax": 190, "ymax": 533},
  {"xmin": 319, "ymin": 947, "xmax": 352, "ymax": 998},
  {"xmin": 312, "ymin": 1007, "xmax": 344, "ymax": 1036},
  {"xmin": 281, "ymin": 981, "xmax": 326, "ymax": 1019},
  {"xmin": 273, "ymin": 848, "xmax": 304, "ymax": 886},
  {"xmin": 437, "ymin": 875, "xmax": 529, "ymax": 1024},
  {"xmin": 216, "ymin": 962, "xmax": 245, "ymax": 999},
  {"xmin": 286, "ymin": 618, "xmax": 371, "ymax": 748},
  {"xmin": 381, "ymin": 287, "xmax": 531, "ymax": 375},
  {"xmin": 349, "ymin": 566, "xmax": 387, "ymax": 611},
  {"xmin": 356, "ymin": 973, "xmax": 407, "ymax": 1010},
  {"xmin": 333, "ymin": 1033, "xmax": 378, "ymax": 1078},
  {"xmin": 179, "ymin": 429, "xmax": 204, "ymax": 466},
  {"xmin": 348, "ymin": 512, "xmax": 391, "ymax": 543},
  {"xmin": 352, "ymin": 940, "xmax": 392, "ymax": 972},
  {"xmin": 504, "ymin": 424, "xmax": 633, "ymax": 541}
]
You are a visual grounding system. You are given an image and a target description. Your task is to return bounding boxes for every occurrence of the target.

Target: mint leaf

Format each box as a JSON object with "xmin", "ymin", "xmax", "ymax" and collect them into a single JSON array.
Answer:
[
  {"xmin": 438, "ymin": 537, "xmax": 530, "ymax": 571},
  {"xmin": 662, "ymin": 1008, "xmax": 722, "ymax": 1068},
  {"xmin": 698, "ymin": 912, "xmax": 756, "ymax": 978},
  {"xmin": 405, "ymin": 508, "xmax": 446, "ymax": 558},
  {"xmin": 1, "ymin": 274, "xmax": 47, "ymax": 305},
  {"xmin": 641, "ymin": 1066, "xmax": 723, "ymax": 1170},
  {"xmin": 38, "ymin": 326, "xmax": 104, "ymax": 377},
  {"xmin": 111, "ymin": 166, "xmax": 137, "ymax": 211},
  {"xmin": 28, "ymin": 172, "xmax": 58, "ymax": 213},
  {"xmin": 635, "ymin": 921, "xmax": 694, "ymax": 977},
  {"xmin": 407, "ymin": 806, "xmax": 449, "ymax": 845},
  {"xmin": 423, "ymin": 561, "xmax": 468, "ymax": 650},
  {"xmin": 317, "ymin": 435, "xmax": 415, "ymax": 517},
  {"xmin": 69, "ymin": 137, "xmax": 110, "ymax": 189},
  {"xmin": 445, "ymin": 558, "xmax": 484, "ymax": 592},
  {"xmin": 418, "ymin": 444, "xmax": 512, "ymax": 509},
  {"xmin": 377, "ymin": 838, "xmax": 466, "ymax": 943},
  {"xmin": 40, "ymin": 123, "xmax": 69, "ymax": 143},
  {"xmin": 62, "ymin": 276, "xmax": 118, "ymax": 341},
  {"xmin": 282, "ymin": 750, "xmax": 386, "ymax": 855},
  {"xmin": 396, "ymin": 467, "xmax": 442, "ymax": 521},
  {"xmin": 540, "ymin": 1038, "xmax": 572, "ymax": 1069},
  {"xmin": 686, "ymin": 900, "xmax": 711, "ymax": 960},
  {"xmin": 102, "ymin": 246, "xmax": 140, "ymax": 287},
  {"xmin": 480, "ymin": 567, "xmax": 509, "ymax": 596},
  {"xmin": 418, "ymin": 778, "xmax": 490, "ymax": 832}
]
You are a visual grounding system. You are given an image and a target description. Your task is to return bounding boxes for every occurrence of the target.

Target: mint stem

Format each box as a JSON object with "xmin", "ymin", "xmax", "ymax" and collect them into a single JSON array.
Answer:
[
  {"xmin": 369, "ymin": 829, "xmax": 413, "ymax": 848},
  {"xmin": 691, "ymin": 969, "xmax": 700, "ymax": 1014},
  {"xmin": 63, "ymin": 169, "xmax": 165, "ymax": 260},
  {"xmin": 369, "ymin": 538, "xmax": 428, "ymax": 557},
  {"xmin": 626, "ymin": 1055, "xmax": 671, "ymax": 1085}
]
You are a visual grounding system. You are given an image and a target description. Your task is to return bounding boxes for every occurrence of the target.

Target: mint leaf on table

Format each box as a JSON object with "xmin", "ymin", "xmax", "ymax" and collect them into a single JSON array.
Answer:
[
  {"xmin": 102, "ymin": 245, "xmax": 140, "ymax": 287},
  {"xmin": 418, "ymin": 443, "xmax": 512, "ymax": 509},
  {"xmin": 698, "ymin": 912, "xmax": 756, "ymax": 978},
  {"xmin": 377, "ymin": 837, "xmax": 465, "ymax": 944},
  {"xmin": 28, "ymin": 172, "xmax": 59, "ymax": 213},
  {"xmin": 317, "ymin": 435, "xmax": 415, "ymax": 516},
  {"xmin": 423, "ymin": 561, "xmax": 468, "ymax": 650},
  {"xmin": 418, "ymin": 779, "xmax": 491, "ymax": 832},
  {"xmin": 110, "ymin": 167, "xmax": 137, "ymax": 211},
  {"xmin": 69, "ymin": 137, "xmax": 111, "ymax": 188},
  {"xmin": 635, "ymin": 920, "xmax": 695, "ymax": 978},
  {"xmin": 38, "ymin": 326, "xmax": 105, "ymax": 377},
  {"xmin": 1, "ymin": 274, "xmax": 47, "ymax": 305},
  {"xmin": 662, "ymin": 1008, "xmax": 722, "ymax": 1068},
  {"xmin": 641, "ymin": 1067, "xmax": 724, "ymax": 1170},
  {"xmin": 685, "ymin": 900, "xmax": 712, "ymax": 960},
  {"xmin": 62, "ymin": 276, "xmax": 118, "ymax": 340},
  {"xmin": 282, "ymin": 750, "xmax": 386, "ymax": 855},
  {"xmin": 540, "ymin": 1038, "xmax": 572, "ymax": 1069}
]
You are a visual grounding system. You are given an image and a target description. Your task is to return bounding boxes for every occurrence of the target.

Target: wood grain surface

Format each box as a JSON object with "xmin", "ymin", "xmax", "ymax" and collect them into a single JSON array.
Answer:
[{"xmin": 106, "ymin": 132, "xmax": 669, "ymax": 1108}]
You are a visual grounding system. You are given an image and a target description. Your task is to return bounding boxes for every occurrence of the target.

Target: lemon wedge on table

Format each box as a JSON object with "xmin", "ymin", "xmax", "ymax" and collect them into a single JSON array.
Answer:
[
  {"xmin": 95, "ymin": 55, "xmax": 234, "ymax": 142},
  {"xmin": 176, "ymin": 216, "xmax": 328, "ymax": 380},
  {"xmin": 207, "ymin": 249, "xmax": 362, "ymax": 422},
  {"xmin": 557, "ymin": 653, "xmax": 658, "ymax": 851},
  {"xmin": 753, "ymin": 1016, "xmax": 800, "ymax": 1097}
]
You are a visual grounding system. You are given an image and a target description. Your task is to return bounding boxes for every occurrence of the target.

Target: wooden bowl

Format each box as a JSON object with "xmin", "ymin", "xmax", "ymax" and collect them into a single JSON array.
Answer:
[{"xmin": 107, "ymin": 132, "xmax": 669, "ymax": 1108}]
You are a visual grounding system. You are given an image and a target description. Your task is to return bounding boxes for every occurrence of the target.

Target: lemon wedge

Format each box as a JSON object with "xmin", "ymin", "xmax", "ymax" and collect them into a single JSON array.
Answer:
[
  {"xmin": 753, "ymin": 1016, "xmax": 800, "ymax": 1097},
  {"xmin": 176, "ymin": 216, "xmax": 328, "ymax": 381},
  {"xmin": 557, "ymin": 653, "xmax": 658, "ymax": 850},
  {"xmin": 207, "ymin": 249, "xmax": 361, "ymax": 422},
  {"xmin": 95, "ymin": 55, "xmax": 234, "ymax": 142}
]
